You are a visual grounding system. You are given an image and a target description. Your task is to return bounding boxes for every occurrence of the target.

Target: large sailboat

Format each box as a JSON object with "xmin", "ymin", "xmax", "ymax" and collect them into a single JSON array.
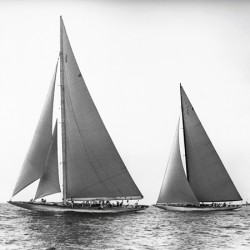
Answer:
[
  {"xmin": 155, "ymin": 85, "xmax": 242, "ymax": 212},
  {"xmin": 8, "ymin": 17, "xmax": 147, "ymax": 214}
]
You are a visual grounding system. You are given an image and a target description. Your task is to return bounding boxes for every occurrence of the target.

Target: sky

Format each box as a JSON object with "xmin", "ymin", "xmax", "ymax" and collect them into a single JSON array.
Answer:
[{"xmin": 1, "ymin": 0, "xmax": 250, "ymax": 205}]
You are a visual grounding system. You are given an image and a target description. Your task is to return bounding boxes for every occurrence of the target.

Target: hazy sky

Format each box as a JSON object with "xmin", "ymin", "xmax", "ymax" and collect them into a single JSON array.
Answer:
[{"xmin": 1, "ymin": 0, "xmax": 250, "ymax": 204}]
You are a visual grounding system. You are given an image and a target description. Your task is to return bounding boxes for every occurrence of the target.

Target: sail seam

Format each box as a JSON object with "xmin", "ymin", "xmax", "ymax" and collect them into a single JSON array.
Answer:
[
  {"xmin": 64, "ymin": 73, "xmax": 122, "ymax": 197},
  {"xmin": 61, "ymin": 19, "xmax": 142, "ymax": 199}
]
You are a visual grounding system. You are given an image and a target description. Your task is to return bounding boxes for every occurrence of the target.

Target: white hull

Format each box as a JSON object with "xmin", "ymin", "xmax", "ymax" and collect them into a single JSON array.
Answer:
[
  {"xmin": 8, "ymin": 201, "xmax": 148, "ymax": 214},
  {"xmin": 154, "ymin": 204, "xmax": 241, "ymax": 212}
]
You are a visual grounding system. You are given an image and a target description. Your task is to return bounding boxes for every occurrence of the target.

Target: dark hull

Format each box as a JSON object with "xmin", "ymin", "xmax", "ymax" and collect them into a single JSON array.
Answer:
[{"xmin": 8, "ymin": 201, "xmax": 148, "ymax": 214}]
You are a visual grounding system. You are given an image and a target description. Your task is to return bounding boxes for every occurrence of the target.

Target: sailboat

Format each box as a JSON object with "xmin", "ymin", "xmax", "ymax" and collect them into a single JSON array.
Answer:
[
  {"xmin": 8, "ymin": 17, "xmax": 148, "ymax": 214},
  {"xmin": 155, "ymin": 85, "xmax": 242, "ymax": 212}
]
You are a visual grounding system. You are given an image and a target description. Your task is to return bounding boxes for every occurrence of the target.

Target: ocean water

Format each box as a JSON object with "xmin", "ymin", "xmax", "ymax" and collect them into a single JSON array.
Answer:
[{"xmin": 0, "ymin": 204, "xmax": 250, "ymax": 250}]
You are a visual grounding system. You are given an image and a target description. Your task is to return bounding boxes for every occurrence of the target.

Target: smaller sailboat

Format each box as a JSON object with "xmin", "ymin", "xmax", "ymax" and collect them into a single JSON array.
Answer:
[
  {"xmin": 8, "ymin": 17, "xmax": 148, "ymax": 214},
  {"xmin": 155, "ymin": 85, "xmax": 242, "ymax": 212}
]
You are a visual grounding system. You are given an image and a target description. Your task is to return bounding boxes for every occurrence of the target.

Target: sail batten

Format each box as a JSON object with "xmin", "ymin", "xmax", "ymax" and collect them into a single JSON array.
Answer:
[{"xmin": 12, "ymin": 61, "xmax": 58, "ymax": 197}]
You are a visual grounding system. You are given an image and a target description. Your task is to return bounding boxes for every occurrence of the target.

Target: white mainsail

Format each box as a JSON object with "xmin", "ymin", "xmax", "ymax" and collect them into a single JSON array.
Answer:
[
  {"xmin": 157, "ymin": 120, "xmax": 199, "ymax": 205},
  {"xmin": 12, "ymin": 62, "xmax": 58, "ymax": 197},
  {"xmin": 180, "ymin": 86, "xmax": 242, "ymax": 202},
  {"xmin": 60, "ymin": 18, "xmax": 142, "ymax": 200}
]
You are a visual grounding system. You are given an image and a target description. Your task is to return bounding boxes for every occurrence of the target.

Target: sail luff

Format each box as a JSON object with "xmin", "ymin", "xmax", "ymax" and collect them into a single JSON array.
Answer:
[
  {"xmin": 12, "ymin": 61, "xmax": 58, "ymax": 197},
  {"xmin": 60, "ymin": 16, "xmax": 67, "ymax": 205},
  {"xmin": 180, "ymin": 83, "xmax": 189, "ymax": 181}
]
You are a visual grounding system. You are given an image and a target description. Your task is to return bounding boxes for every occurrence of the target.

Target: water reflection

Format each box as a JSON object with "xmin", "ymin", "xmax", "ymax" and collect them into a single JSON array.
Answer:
[
  {"xmin": 22, "ymin": 212, "xmax": 119, "ymax": 248},
  {"xmin": 2, "ymin": 205, "xmax": 250, "ymax": 250},
  {"xmin": 18, "ymin": 210, "xmax": 145, "ymax": 249},
  {"xmin": 153, "ymin": 208, "xmax": 250, "ymax": 249}
]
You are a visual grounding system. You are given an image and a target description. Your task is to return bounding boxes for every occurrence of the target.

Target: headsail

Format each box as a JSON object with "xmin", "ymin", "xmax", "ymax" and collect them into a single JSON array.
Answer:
[
  {"xmin": 157, "ymin": 119, "xmax": 199, "ymax": 205},
  {"xmin": 12, "ymin": 61, "xmax": 58, "ymax": 197},
  {"xmin": 180, "ymin": 86, "xmax": 242, "ymax": 202},
  {"xmin": 35, "ymin": 121, "xmax": 60, "ymax": 200},
  {"xmin": 60, "ymin": 18, "xmax": 143, "ymax": 200}
]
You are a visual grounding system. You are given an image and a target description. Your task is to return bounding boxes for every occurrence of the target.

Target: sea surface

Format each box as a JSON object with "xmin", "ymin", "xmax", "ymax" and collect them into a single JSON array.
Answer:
[{"xmin": 0, "ymin": 203, "xmax": 250, "ymax": 250}]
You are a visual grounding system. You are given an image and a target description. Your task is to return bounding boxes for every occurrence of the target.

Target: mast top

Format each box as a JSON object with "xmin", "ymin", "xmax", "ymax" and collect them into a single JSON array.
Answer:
[{"xmin": 60, "ymin": 16, "xmax": 64, "ymax": 27}]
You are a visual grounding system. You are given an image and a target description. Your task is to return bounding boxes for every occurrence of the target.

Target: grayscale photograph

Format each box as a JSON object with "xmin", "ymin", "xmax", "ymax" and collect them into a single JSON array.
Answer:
[{"xmin": 0, "ymin": 0, "xmax": 250, "ymax": 249}]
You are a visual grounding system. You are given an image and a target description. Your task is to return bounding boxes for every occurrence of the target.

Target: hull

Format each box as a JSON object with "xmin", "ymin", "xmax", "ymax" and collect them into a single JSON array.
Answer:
[
  {"xmin": 154, "ymin": 204, "xmax": 241, "ymax": 212},
  {"xmin": 8, "ymin": 201, "xmax": 148, "ymax": 214}
]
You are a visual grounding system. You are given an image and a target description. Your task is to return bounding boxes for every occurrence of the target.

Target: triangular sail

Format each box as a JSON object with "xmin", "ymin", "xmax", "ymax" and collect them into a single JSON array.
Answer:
[
  {"xmin": 12, "ymin": 62, "xmax": 58, "ymax": 197},
  {"xmin": 157, "ymin": 120, "xmax": 199, "ymax": 205},
  {"xmin": 60, "ymin": 19, "xmax": 142, "ymax": 200},
  {"xmin": 180, "ymin": 86, "xmax": 242, "ymax": 202},
  {"xmin": 35, "ymin": 122, "xmax": 60, "ymax": 200}
]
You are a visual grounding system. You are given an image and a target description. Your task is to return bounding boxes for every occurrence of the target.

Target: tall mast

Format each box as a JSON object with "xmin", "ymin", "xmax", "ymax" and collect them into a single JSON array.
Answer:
[
  {"xmin": 180, "ymin": 84, "xmax": 189, "ymax": 181},
  {"xmin": 60, "ymin": 16, "xmax": 67, "ymax": 204}
]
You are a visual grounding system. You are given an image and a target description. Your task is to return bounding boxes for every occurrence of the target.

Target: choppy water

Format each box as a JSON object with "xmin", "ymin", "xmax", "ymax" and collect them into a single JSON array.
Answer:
[{"xmin": 1, "ymin": 203, "xmax": 250, "ymax": 249}]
